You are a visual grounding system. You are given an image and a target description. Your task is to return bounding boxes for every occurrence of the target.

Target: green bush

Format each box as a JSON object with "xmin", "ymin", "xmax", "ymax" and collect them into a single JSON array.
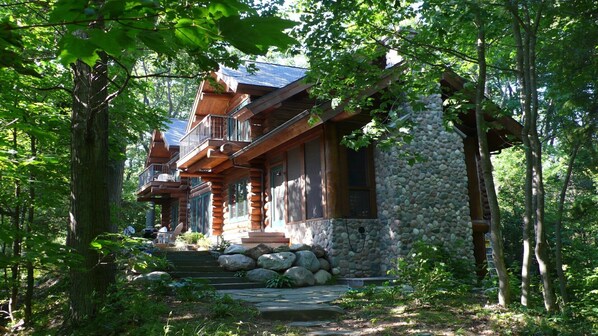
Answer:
[
  {"xmin": 178, "ymin": 232, "xmax": 211, "ymax": 249},
  {"xmin": 390, "ymin": 240, "xmax": 474, "ymax": 304},
  {"xmin": 266, "ymin": 274, "xmax": 294, "ymax": 288}
]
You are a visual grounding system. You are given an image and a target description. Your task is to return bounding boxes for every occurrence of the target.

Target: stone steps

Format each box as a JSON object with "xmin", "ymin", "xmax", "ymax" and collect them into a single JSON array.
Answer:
[{"xmin": 162, "ymin": 250, "xmax": 265, "ymax": 290}]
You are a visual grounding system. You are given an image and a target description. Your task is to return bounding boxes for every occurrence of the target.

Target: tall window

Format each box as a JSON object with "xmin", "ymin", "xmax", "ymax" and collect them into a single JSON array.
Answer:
[
  {"xmin": 286, "ymin": 138, "xmax": 324, "ymax": 223},
  {"xmin": 347, "ymin": 147, "xmax": 374, "ymax": 218},
  {"xmin": 229, "ymin": 178, "xmax": 249, "ymax": 219},
  {"xmin": 190, "ymin": 192, "xmax": 211, "ymax": 234}
]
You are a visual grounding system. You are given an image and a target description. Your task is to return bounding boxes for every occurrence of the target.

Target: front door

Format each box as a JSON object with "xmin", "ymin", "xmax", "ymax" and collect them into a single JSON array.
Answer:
[{"xmin": 270, "ymin": 165, "xmax": 285, "ymax": 230}]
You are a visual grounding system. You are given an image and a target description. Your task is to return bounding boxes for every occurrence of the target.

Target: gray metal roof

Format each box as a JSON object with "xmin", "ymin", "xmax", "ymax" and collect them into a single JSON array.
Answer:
[
  {"xmin": 162, "ymin": 118, "xmax": 187, "ymax": 148},
  {"xmin": 220, "ymin": 62, "xmax": 306, "ymax": 89}
]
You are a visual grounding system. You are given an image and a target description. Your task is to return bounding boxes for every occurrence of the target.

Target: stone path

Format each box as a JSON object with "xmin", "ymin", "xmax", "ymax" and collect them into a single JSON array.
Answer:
[{"xmin": 218, "ymin": 285, "xmax": 360, "ymax": 335}]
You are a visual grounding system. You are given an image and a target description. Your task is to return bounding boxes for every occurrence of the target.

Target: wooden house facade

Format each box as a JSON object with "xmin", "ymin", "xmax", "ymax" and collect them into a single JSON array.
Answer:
[{"xmin": 138, "ymin": 62, "xmax": 522, "ymax": 277}]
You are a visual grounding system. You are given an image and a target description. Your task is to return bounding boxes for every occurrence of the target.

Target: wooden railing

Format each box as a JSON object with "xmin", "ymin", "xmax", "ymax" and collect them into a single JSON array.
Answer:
[
  {"xmin": 179, "ymin": 115, "xmax": 251, "ymax": 158},
  {"xmin": 138, "ymin": 163, "xmax": 178, "ymax": 190}
]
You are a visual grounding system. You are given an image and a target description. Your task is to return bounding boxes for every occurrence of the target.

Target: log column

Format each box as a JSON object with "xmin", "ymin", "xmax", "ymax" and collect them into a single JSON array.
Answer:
[
  {"xmin": 463, "ymin": 136, "xmax": 489, "ymax": 278},
  {"xmin": 205, "ymin": 175, "xmax": 224, "ymax": 236},
  {"xmin": 249, "ymin": 168, "xmax": 263, "ymax": 231},
  {"xmin": 324, "ymin": 123, "xmax": 342, "ymax": 218},
  {"xmin": 161, "ymin": 201, "xmax": 171, "ymax": 229}
]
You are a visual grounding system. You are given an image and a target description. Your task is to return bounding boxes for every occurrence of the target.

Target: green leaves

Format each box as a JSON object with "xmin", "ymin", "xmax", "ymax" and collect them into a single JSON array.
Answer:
[{"xmin": 219, "ymin": 16, "xmax": 297, "ymax": 55}]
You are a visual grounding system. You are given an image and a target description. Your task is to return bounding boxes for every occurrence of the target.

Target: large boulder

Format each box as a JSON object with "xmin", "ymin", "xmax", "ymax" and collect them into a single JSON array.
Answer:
[
  {"xmin": 318, "ymin": 258, "xmax": 331, "ymax": 271},
  {"xmin": 284, "ymin": 266, "xmax": 315, "ymax": 287},
  {"xmin": 218, "ymin": 254, "xmax": 256, "ymax": 271},
  {"xmin": 246, "ymin": 268, "xmax": 279, "ymax": 283},
  {"xmin": 293, "ymin": 250, "xmax": 320, "ymax": 272},
  {"xmin": 289, "ymin": 243, "xmax": 311, "ymax": 252},
  {"xmin": 257, "ymin": 252, "xmax": 296, "ymax": 271},
  {"xmin": 273, "ymin": 245, "xmax": 291, "ymax": 253},
  {"xmin": 313, "ymin": 270, "xmax": 332, "ymax": 285},
  {"xmin": 224, "ymin": 244, "xmax": 246, "ymax": 255},
  {"xmin": 132, "ymin": 271, "xmax": 171, "ymax": 283},
  {"xmin": 311, "ymin": 245, "xmax": 327, "ymax": 258},
  {"xmin": 245, "ymin": 243, "xmax": 273, "ymax": 260}
]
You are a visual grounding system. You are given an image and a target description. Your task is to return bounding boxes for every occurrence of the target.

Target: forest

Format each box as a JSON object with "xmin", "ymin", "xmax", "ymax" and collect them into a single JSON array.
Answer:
[{"xmin": 0, "ymin": 0, "xmax": 596, "ymax": 335}]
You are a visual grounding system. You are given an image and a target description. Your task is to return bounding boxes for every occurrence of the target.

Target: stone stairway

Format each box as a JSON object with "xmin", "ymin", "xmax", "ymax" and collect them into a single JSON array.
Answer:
[
  {"xmin": 160, "ymin": 250, "xmax": 265, "ymax": 290},
  {"xmin": 241, "ymin": 231, "xmax": 290, "ymax": 248}
]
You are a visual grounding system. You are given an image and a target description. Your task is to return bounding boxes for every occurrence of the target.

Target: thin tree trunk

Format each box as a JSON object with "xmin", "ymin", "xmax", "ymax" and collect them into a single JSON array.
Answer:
[
  {"xmin": 67, "ymin": 53, "xmax": 111, "ymax": 323},
  {"xmin": 528, "ymin": 6, "xmax": 557, "ymax": 313},
  {"xmin": 475, "ymin": 6, "xmax": 511, "ymax": 307},
  {"xmin": 510, "ymin": 4, "xmax": 534, "ymax": 307},
  {"xmin": 554, "ymin": 143, "xmax": 579, "ymax": 307},
  {"xmin": 10, "ymin": 129, "xmax": 21, "ymax": 315},
  {"xmin": 24, "ymin": 136, "xmax": 36, "ymax": 326}
]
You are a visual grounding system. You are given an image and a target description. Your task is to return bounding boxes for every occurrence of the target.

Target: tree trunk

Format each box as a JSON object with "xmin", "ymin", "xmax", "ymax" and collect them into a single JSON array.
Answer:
[
  {"xmin": 10, "ymin": 128, "xmax": 21, "ymax": 315},
  {"xmin": 554, "ymin": 143, "xmax": 579, "ymax": 307},
  {"xmin": 108, "ymin": 145, "xmax": 126, "ymax": 233},
  {"xmin": 510, "ymin": 10, "xmax": 534, "ymax": 307},
  {"xmin": 24, "ymin": 136, "xmax": 36, "ymax": 326},
  {"xmin": 67, "ymin": 54, "xmax": 112, "ymax": 323},
  {"xmin": 474, "ymin": 7, "xmax": 511, "ymax": 307}
]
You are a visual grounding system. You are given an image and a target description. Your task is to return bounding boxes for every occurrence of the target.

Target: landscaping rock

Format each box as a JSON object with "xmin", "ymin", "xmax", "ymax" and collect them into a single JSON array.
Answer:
[
  {"xmin": 284, "ymin": 266, "xmax": 315, "ymax": 287},
  {"xmin": 318, "ymin": 258, "xmax": 331, "ymax": 271},
  {"xmin": 289, "ymin": 243, "xmax": 311, "ymax": 252},
  {"xmin": 273, "ymin": 245, "xmax": 291, "ymax": 252},
  {"xmin": 223, "ymin": 244, "xmax": 246, "ymax": 255},
  {"xmin": 331, "ymin": 267, "xmax": 341, "ymax": 275},
  {"xmin": 311, "ymin": 245, "xmax": 327, "ymax": 258},
  {"xmin": 246, "ymin": 268, "xmax": 279, "ymax": 283},
  {"xmin": 257, "ymin": 252, "xmax": 296, "ymax": 271},
  {"xmin": 132, "ymin": 271, "xmax": 171, "ymax": 283},
  {"xmin": 245, "ymin": 243, "xmax": 273, "ymax": 260},
  {"xmin": 218, "ymin": 254, "xmax": 256, "ymax": 271},
  {"xmin": 294, "ymin": 250, "xmax": 320, "ymax": 272},
  {"xmin": 313, "ymin": 270, "xmax": 332, "ymax": 285}
]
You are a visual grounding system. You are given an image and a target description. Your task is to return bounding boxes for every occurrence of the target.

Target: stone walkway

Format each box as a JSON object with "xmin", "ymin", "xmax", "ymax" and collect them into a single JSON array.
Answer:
[{"xmin": 218, "ymin": 285, "xmax": 359, "ymax": 335}]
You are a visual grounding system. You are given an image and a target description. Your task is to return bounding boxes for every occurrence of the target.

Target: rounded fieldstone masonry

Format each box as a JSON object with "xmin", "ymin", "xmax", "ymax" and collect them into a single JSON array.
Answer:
[
  {"xmin": 218, "ymin": 254, "xmax": 256, "ymax": 271},
  {"xmin": 257, "ymin": 252, "xmax": 296, "ymax": 271}
]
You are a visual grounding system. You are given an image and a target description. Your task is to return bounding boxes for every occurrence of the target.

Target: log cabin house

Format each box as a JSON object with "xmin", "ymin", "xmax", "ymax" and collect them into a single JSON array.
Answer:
[{"xmin": 137, "ymin": 62, "xmax": 522, "ymax": 277}]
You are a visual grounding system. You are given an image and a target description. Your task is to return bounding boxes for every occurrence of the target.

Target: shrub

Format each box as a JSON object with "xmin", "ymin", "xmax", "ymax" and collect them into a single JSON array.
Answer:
[
  {"xmin": 390, "ymin": 240, "xmax": 474, "ymax": 304},
  {"xmin": 266, "ymin": 274, "xmax": 294, "ymax": 288},
  {"xmin": 178, "ymin": 232, "xmax": 211, "ymax": 249}
]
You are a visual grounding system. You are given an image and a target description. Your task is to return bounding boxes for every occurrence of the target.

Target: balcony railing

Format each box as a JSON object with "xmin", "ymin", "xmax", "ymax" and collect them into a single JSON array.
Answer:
[
  {"xmin": 180, "ymin": 115, "xmax": 251, "ymax": 158},
  {"xmin": 138, "ymin": 164, "xmax": 179, "ymax": 190}
]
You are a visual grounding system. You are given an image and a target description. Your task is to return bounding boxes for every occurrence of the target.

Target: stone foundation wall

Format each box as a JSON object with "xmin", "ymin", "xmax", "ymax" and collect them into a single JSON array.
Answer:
[
  {"xmin": 374, "ymin": 94, "xmax": 474, "ymax": 274},
  {"xmin": 286, "ymin": 218, "xmax": 381, "ymax": 277}
]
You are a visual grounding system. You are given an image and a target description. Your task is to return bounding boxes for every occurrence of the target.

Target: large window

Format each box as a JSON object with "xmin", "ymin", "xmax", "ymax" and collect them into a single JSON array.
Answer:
[
  {"xmin": 229, "ymin": 178, "xmax": 249, "ymax": 219},
  {"xmin": 190, "ymin": 193, "xmax": 211, "ymax": 234},
  {"xmin": 286, "ymin": 138, "xmax": 324, "ymax": 223},
  {"xmin": 346, "ymin": 147, "xmax": 374, "ymax": 218}
]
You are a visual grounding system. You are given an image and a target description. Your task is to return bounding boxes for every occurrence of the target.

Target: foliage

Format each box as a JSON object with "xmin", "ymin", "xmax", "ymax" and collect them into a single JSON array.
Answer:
[
  {"xmin": 265, "ymin": 274, "xmax": 294, "ymax": 288},
  {"xmin": 233, "ymin": 270, "xmax": 247, "ymax": 278},
  {"xmin": 178, "ymin": 232, "xmax": 211, "ymax": 250},
  {"xmin": 90, "ymin": 233, "xmax": 170, "ymax": 274},
  {"xmin": 212, "ymin": 239, "xmax": 231, "ymax": 252},
  {"xmin": 390, "ymin": 241, "xmax": 474, "ymax": 304}
]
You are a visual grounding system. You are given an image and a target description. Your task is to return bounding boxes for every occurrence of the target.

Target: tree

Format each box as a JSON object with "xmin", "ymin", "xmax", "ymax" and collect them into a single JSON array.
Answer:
[{"xmin": 1, "ymin": 0, "xmax": 296, "ymax": 323}]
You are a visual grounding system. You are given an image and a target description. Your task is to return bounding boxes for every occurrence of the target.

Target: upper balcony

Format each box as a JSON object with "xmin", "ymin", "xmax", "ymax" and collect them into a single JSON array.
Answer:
[
  {"xmin": 137, "ymin": 163, "xmax": 185, "ymax": 200},
  {"xmin": 178, "ymin": 115, "xmax": 251, "ymax": 170}
]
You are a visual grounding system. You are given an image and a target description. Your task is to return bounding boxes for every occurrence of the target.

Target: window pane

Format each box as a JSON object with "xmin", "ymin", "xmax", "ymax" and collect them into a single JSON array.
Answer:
[
  {"xmin": 349, "ymin": 190, "xmax": 371, "ymax": 218},
  {"xmin": 305, "ymin": 139, "xmax": 323, "ymax": 219},
  {"xmin": 287, "ymin": 147, "xmax": 303, "ymax": 222},
  {"xmin": 229, "ymin": 178, "xmax": 248, "ymax": 219},
  {"xmin": 347, "ymin": 148, "xmax": 368, "ymax": 187}
]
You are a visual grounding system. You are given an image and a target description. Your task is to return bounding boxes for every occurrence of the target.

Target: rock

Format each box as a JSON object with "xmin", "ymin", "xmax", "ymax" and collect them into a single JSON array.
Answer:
[
  {"xmin": 284, "ymin": 266, "xmax": 315, "ymax": 287},
  {"xmin": 314, "ymin": 270, "xmax": 332, "ymax": 285},
  {"xmin": 311, "ymin": 244, "xmax": 327, "ymax": 258},
  {"xmin": 245, "ymin": 243, "xmax": 273, "ymax": 260},
  {"xmin": 218, "ymin": 254, "xmax": 256, "ymax": 271},
  {"xmin": 331, "ymin": 267, "xmax": 341, "ymax": 275},
  {"xmin": 132, "ymin": 271, "xmax": 171, "ymax": 283},
  {"xmin": 318, "ymin": 258, "xmax": 331, "ymax": 271},
  {"xmin": 246, "ymin": 268, "xmax": 279, "ymax": 283},
  {"xmin": 224, "ymin": 244, "xmax": 246, "ymax": 255},
  {"xmin": 257, "ymin": 252, "xmax": 296, "ymax": 271},
  {"xmin": 289, "ymin": 243, "xmax": 311, "ymax": 252},
  {"xmin": 294, "ymin": 250, "xmax": 320, "ymax": 272},
  {"xmin": 273, "ymin": 245, "xmax": 290, "ymax": 252}
]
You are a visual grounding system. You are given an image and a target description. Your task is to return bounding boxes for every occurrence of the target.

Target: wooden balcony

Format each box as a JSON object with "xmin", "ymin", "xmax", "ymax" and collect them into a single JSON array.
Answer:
[
  {"xmin": 137, "ymin": 163, "xmax": 186, "ymax": 201},
  {"xmin": 178, "ymin": 115, "xmax": 251, "ymax": 171}
]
